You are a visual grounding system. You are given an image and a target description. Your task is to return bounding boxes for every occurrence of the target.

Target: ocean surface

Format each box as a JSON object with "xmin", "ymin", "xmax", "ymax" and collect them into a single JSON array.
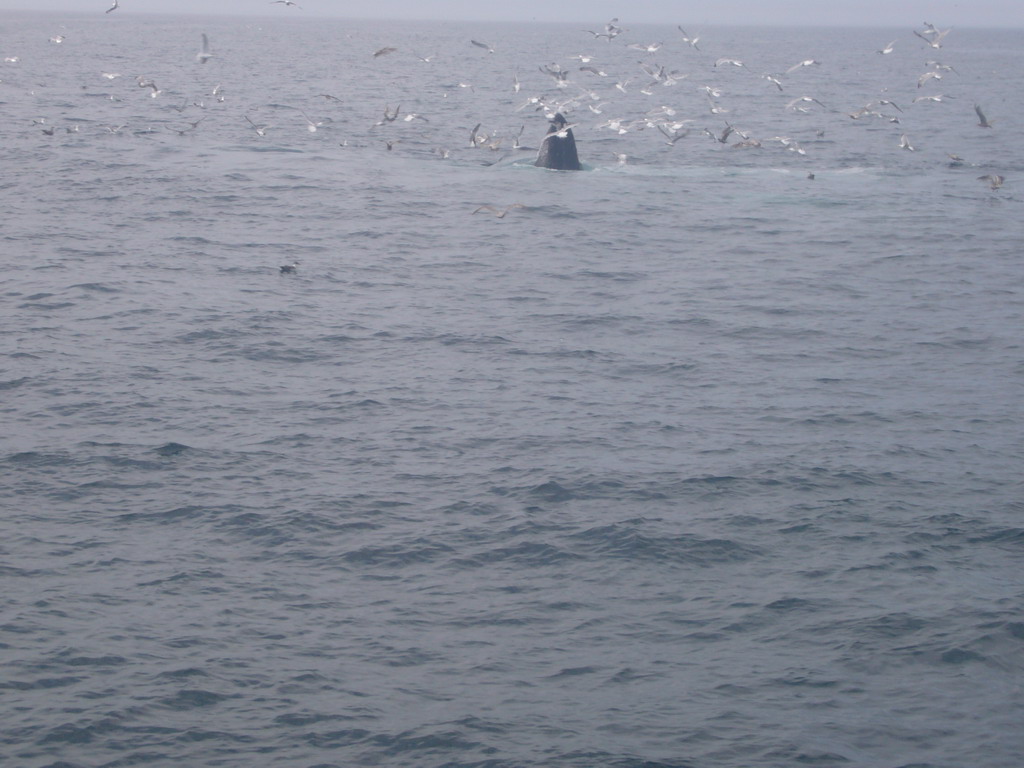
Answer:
[{"xmin": 2, "ymin": 11, "xmax": 1023, "ymax": 768}]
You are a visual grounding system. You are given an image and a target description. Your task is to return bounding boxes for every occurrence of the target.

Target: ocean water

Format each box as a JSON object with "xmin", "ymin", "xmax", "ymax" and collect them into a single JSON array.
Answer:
[{"xmin": 2, "ymin": 11, "xmax": 1023, "ymax": 768}]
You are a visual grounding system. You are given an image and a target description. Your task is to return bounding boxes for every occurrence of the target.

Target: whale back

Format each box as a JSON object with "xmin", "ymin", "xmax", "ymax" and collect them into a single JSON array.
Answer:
[{"xmin": 535, "ymin": 113, "xmax": 582, "ymax": 170}]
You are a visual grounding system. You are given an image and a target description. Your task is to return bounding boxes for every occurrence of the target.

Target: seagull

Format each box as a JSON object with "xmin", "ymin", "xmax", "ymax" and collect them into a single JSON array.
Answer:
[
  {"xmin": 917, "ymin": 70, "xmax": 941, "ymax": 88},
  {"xmin": 715, "ymin": 57, "xmax": 745, "ymax": 68},
  {"xmin": 583, "ymin": 18, "xmax": 624, "ymax": 41},
  {"xmin": 279, "ymin": 261, "xmax": 299, "ymax": 274},
  {"xmin": 373, "ymin": 46, "xmax": 397, "ymax": 58},
  {"xmin": 105, "ymin": 0, "xmax": 119, "ymax": 13},
  {"xmin": 299, "ymin": 111, "xmax": 330, "ymax": 132},
  {"xmin": 875, "ymin": 98, "xmax": 903, "ymax": 112},
  {"xmin": 269, "ymin": 0, "xmax": 301, "ymax": 6},
  {"xmin": 245, "ymin": 115, "xmax": 270, "ymax": 136},
  {"xmin": 912, "ymin": 93, "xmax": 952, "ymax": 103},
  {"xmin": 785, "ymin": 95, "xmax": 827, "ymax": 112},
  {"xmin": 543, "ymin": 120, "xmax": 578, "ymax": 140},
  {"xmin": 785, "ymin": 59, "xmax": 821, "ymax": 74},
  {"xmin": 899, "ymin": 133, "xmax": 914, "ymax": 150},
  {"xmin": 136, "ymin": 76, "xmax": 161, "ymax": 97},
  {"xmin": 101, "ymin": 71, "xmax": 121, "ymax": 79},
  {"xmin": 677, "ymin": 27, "xmax": 701, "ymax": 50},
  {"xmin": 914, "ymin": 23, "xmax": 951, "ymax": 48},
  {"xmin": 703, "ymin": 124, "xmax": 734, "ymax": 144},
  {"xmin": 49, "ymin": 35, "xmax": 65, "ymax": 44},
  {"xmin": 196, "ymin": 33, "xmax": 213, "ymax": 64},
  {"xmin": 876, "ymin": 40, "xmax": 896, "ymax": 54},
  {"xmin": 471, "ymin": 40, "xmax": 495, "ymax": 53},
  {"xmin": 373, "ymin": 103, "xmax": 401, "ymax": 126},
  {"xmin": 472, "ymin": 204, "xmax": 525, "ymax": 218},
  {"xmin": 174, "ymin": 117, "xmax": 205, "ymax": 136},
  {"xmin": 977, "ymin": 174, "xmax": 1004, "ymax": 190},
  {"xmin": 974, "ymin": 104, "xmax": 993, "ymax": 128},
  {"xmin": 628, "ymin": 42, "xmax": 663, "ymax": 53},
  {"xmin": 766, "ymin": 136, "xmax": 806, "ymax": 154},
  {"xmin": 657, "ymin": 122, "xmax": 690, "ymax": 145}
]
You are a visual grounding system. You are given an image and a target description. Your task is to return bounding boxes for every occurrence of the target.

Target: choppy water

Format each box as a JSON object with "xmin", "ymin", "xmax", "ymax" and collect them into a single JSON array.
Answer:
[{"xmin": 2, "ymin": 11, "xmax": 1023, "ymax": 768}]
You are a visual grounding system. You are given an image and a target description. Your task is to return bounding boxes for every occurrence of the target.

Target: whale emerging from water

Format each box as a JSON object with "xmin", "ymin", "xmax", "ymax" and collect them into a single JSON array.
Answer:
[{"xmin": 535, "ymin": 113, "xmax": 581, "ymax": 170}]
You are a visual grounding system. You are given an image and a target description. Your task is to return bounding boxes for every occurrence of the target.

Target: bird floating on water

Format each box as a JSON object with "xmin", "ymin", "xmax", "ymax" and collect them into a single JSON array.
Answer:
[{"xmin": 279, "ymin": 261, "xmax": 299, "ymax": 274}]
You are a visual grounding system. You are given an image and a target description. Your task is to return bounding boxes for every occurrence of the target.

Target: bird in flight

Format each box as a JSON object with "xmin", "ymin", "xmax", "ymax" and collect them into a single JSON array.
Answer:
[
  {"xmin": 473, "ymin": 204, "xmax": 525, "ymax": 218},
  {"xmin": 196, "ymin": 33, "xmax": 213, "ymax": 64}
]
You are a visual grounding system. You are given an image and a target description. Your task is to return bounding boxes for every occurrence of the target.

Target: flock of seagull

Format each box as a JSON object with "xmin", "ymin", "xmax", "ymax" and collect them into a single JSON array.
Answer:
[{"xmin": 5, "ymin": 7, "xmax": 1009, "ymax": 241}]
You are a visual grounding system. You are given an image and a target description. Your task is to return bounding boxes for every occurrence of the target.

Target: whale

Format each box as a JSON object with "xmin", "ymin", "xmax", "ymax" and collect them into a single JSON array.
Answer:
[{"xmin": 535, "ymin": 113, "xmax": 582, "ymax": 170}]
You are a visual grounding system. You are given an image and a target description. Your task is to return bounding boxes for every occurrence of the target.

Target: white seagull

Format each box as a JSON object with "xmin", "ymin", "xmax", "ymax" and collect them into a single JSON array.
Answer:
[
  {"xmin": 785, "ymin": 59, "xmax": 821, "ymax": 74},
  {"xmin": 196, "ymin": 33, "xmax": 213, "ymax": 64}
]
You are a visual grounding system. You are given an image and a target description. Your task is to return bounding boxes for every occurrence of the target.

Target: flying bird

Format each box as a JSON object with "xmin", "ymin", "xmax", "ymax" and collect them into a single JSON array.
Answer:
[
  {"xmin": 977, "ymin": 174, "xmax": 1004, "ymax": 190},
  {"xmin": 471, "ymin": 40, "xmax": 495, "ymax": 53},
  {"xmin": 472, "ymin": 204, "xmax": 525, "ymax": 218},
  {"xmin": 196, "ymin": 33, "xmax": 213, "ymax": 64},
  {"xmin": 105, "ymin": 0, "xmax": 119, "ymax": 13},
  {"xmin": 974, "ymin": 104, "xmax": 993, "ymax": 128},
  {"xmin": 373, "ymin": 46, "xmax": 397, "ymax": 58},
  {"xmin": 245, "ymin": 115, "xmax": 270, "ymax": 136},
  {"xmin": 677, "ymin": 27, "xmax": 701, "ymax": 50},
  {"xmin": 785, "ymin": 59, "xmax": 821, "ymax": 74}
]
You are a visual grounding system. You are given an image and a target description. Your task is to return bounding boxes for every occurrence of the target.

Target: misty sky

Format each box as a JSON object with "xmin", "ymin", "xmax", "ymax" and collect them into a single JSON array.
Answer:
[{"xmin": 1, "ymin": 0, "xmax": 1021, "ymax": 28}]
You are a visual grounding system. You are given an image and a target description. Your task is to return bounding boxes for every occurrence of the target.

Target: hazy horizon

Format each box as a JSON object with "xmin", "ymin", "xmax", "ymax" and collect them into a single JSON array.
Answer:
[{"xmin": 1, "ymin": 0, "xmax": 1022, "ymax": 29}]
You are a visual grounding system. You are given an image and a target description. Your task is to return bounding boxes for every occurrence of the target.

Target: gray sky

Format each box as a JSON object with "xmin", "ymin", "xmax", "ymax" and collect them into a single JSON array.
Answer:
[{"xmin": 2, "ymin": 0, "xmax": 1022, "ymax": 28}]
